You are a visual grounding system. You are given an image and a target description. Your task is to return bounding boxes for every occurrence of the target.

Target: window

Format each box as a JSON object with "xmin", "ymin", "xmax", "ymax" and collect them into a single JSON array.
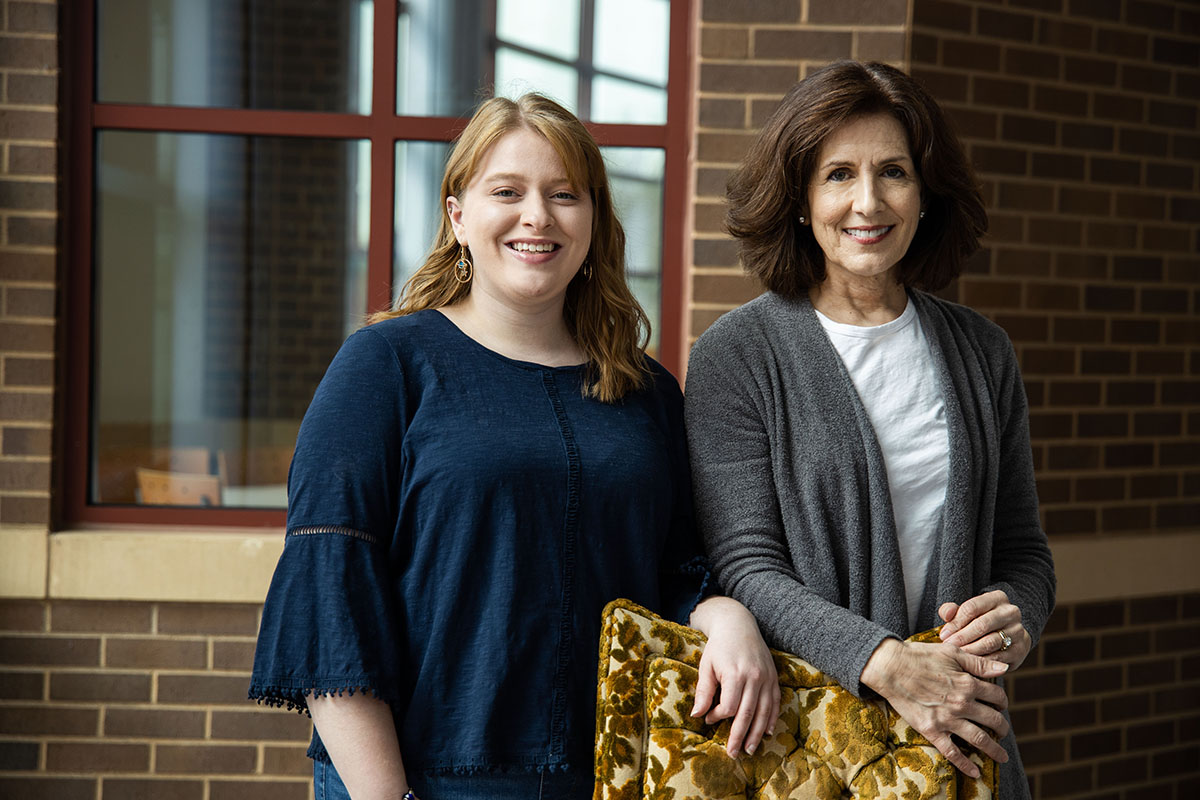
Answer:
[{"xmin": 64, "ymin": 0, "xmax": 691, "ymax": 524}]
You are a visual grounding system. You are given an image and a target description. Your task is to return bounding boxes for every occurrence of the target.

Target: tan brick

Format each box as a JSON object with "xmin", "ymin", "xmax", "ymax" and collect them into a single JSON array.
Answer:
[
  {"xmin": 156, "ymin": 744, "xmax": 257, "ymax": 775},
  {"xmin": 4, "ymin": 356, "xmax": 52, "ymax": 387},
  {"xmin": 46, "ymin": 742, "xmax": 149, "ymax": 772},
  {"xmin": 7, "ymin": 215, "xmax": 57, "ymax": 246},
  {"xmin": 104, "ymin": 708, "xmax": 207, "ymax": 739},
  {"xmin": 50, "ymin": 600, "xmax": 152, "ymax": 634},
  {"xmin": 211, "ymin": 710, "xmax": 312, "ymax": 742},
  {"xmin": 262, "ymin": 745, "xmax": 312, "ymax": 777},
  {"xmin": 0, "ymin": 494, "xmax": 49, "ymax": 525},
  {"xmin": 8, "ymin": 145, "xmax": 55, "ymax": 176},
  {"xmin": 0, "ymin": 250, "xmax": 54, "ymax": 280},
  {"xmin": 0, "ymin": 599, "xmax": 45, "ymax": 632},
  {"xmin": 754, "ymin": 30, "xmax": 852, "ymax": 61},
  {"xmin": 0, "ymin": 705, "xmax": 98, "ymax": 736},
  {"xmin": 812, "ymin": 0, "xmax": 906, "ymax": 25},
  {"xmin": 106, "ymin": 637, "xmax": 207, "ymax": 670},
  {"xmin": 0, "ymin": 321, "xmax": 53, "ymax": 351},
  {"xmin": 157, "ymin": 673, "xmax": 251, "ymax": 705},
  {"xmin": 700, "ymin": 27, "xmax": 748, "ymax": 60},
  {"xmin": 699, "ymin": 63, "xmax": 798, "ymax": 95},
  {"xmin": 1, "ymin": 425, "xmax": 51, "ymax": 456},
  {"xmin": 0, "ymin": 778, "xmax": 95, "ymax": 800},
  {"xmin": 49, "ymin": 671, "xmax": 152, "ymax": 702},
  {"xmin": 212, "ymin": 640, "xmax": 256, "ymax": 671},
  {"xmin": 6, "ymin": 73, "xmax": 57, "ymax": 105},
  {"xmin": 702, "ymin": 0, "xmax": 800, "ymax": 23},
  {"xmin": 158, "ymin": 603, "xmax": 260, "ymax": 636},
  {"xmin": 101, "ymin": 779, "xmax": 204, "ymax": 800},
  {"xmin": 692, "ymin": 273, "xmax": 762, "ymax": 305},
  {"xmin": 209, "ymin": 781, "xmax": 310, "ymax": 800},
  {"xmin": 0, "ymin": 670, "xmax": 43, "ymax": 699}
]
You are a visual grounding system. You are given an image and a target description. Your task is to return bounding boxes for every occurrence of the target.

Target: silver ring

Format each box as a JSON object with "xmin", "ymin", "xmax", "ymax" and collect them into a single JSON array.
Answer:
[{"xmin": 998, "ymin": 630, "xmax": 1012, "ymax": 651}]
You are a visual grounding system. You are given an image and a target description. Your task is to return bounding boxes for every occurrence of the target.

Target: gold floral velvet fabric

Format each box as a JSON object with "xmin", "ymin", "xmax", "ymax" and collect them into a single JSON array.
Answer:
[{"xmin": 594, "ymin": 599, "xmax": 997, "ymax": 800}]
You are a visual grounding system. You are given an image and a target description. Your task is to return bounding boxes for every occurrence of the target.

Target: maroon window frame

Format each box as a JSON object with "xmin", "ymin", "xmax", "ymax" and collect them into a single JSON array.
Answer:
[{"xmin": 60, "ymin": 0, "xmax": 696, "ymax": 528}]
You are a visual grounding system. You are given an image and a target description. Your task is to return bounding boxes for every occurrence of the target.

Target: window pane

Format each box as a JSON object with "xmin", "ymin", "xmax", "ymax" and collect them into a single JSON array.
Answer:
[
  {"xmin": 592, "ymin": 75, "xmax": 667, "ymax": 125},
  {"xmin": 397, "ymin": 0, "xmax": 668, "ymax": 124},
  {"xmin": 96, "ymin": 0, "xmax": 372, "ymax": 113},
  {"xmin": 495, "ymin": 48, "xmax": 579, "ymax": 112},
  {"xmin": 594, "ymin": 0, "xmax": 669, "ymax": 86},
  {"xmin": 605, "ymin": 147, "xmax": 665, "ymax": 356},
  {"xmin": 92, "ymin": 132, "xmax": 369, "ymax": 509},
  {"xmin": 392, "ymin": 140, "xmax": 452, "ymax": 301}
]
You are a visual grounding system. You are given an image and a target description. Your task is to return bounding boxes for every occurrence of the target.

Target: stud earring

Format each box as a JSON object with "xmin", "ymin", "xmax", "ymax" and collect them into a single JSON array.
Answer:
[
  {"xmin": 799, "ymin": 215, "xmax": 807, "ymax": 225},
  {"xmin": 454, "ymin": 246, "xmax": 472, "ymax": 284},
  {"xmin": 919, "ymin": 210, "xmax": 926, "ymax": 219}
]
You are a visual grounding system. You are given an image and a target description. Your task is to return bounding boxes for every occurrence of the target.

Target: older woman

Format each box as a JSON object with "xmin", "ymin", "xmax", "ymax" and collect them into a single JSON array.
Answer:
[
  {"xmin": 685, "ymin": 61, "xmax": 1055, "ymax": 799},
  {"xmin": 250, "ymin": 93, "xmax": 776, "ymax": 800}
]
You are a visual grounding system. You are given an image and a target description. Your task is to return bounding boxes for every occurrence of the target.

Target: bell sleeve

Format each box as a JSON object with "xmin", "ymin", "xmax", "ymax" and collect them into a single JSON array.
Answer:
[{"xmin": 249, "ymin": 326, "xmax": 408, "ymax": 714}]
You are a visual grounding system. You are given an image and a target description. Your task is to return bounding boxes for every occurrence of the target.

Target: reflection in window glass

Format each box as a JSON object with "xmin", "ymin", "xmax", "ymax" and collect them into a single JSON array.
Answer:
[
  {"xmin": 495, "ymin": 49, "xmax": 579, "ymax": 112},
  {"xmin": 604, "ymin": 147, "xmax": 665, "ymax": 356},
  {"xmin": 92, "ymin": 132, "xmax": 369, "ymax": 508},
  {"xmin": 96, "ymin": 0, "xmax": 372, "ymax": 113},
  {"xmin": 497, "ymin": 0, "xmax": 580, "ymax": 63},
  {"xmin": 396, "ymin": 0, "xmax": 493, "ymax": 118},
  {"xmin": 594, "ymin": 0, "xmax": 669, "ymax": 86},
  {"xmin": 592, "ymin": 76, "xmax": 667, "ymax": 125},
  {"xmin": 392, "ymin": 141, "xmax": 453, "ymax": 302}
]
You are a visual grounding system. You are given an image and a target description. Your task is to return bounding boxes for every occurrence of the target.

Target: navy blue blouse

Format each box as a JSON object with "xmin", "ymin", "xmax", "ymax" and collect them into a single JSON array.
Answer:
[{"xmin": 250, "ymin": 309, "xmax": 710, "ymax": 776}]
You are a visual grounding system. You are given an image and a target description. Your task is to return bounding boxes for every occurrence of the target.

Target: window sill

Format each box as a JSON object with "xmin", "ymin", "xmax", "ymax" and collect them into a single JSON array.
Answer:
[{"xmin": 1, "ymin": 525, "xmax": 283, "ymax": 603}]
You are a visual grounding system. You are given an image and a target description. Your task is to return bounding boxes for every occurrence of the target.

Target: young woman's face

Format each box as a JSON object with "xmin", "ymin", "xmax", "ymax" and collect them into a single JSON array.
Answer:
[
  {"xmin": 447, "ymin": 127, "xmax": 593, "ymax": 312},
  {"xmin": 806, "ymin": 113, "xmax": 922, "ymax": 289}
]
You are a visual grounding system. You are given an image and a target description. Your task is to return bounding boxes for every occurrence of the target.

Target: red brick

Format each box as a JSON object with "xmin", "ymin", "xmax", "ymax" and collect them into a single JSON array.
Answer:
[
  {"xmin": 105, "ymin": 708, "xmax": 207, "ymax": 739},
  {"xmin": 209, "ymin": 781, "xmax": 310, "ymax": 800},
  {"xmin": 46, "ymin": 742, "xmax": 149, "ymax": 772},
  {"xmin": 693, "ymin": 239, "xmax": 741, "ymax": 268},
  {"xmin": 699, "ymin": 64, "xmax": 798, "ymax": 95},
  {"xmin": 262, "ymin": 745, "xmax": 311, "ymax": 776},
  {"xmin": 700, "ymin": 27, "xmax": 748, "ymax": 59},
  {"xmin": 1131, "ymin": 473, "xmax": 1180, "ymax": 498},
  {"xmin": 1023, "ymin": 347, "xmax": 1075, "ymax": 374},
  {"xmin": 1129, "ymin": 658, "xmax": 1178, "ymax": 688},
  {"xmin": 0, "ymin": 778, "xmax": 95, "ymax": 800},
  {"xmin": 698, "ymin": 98, "xmax": 743, "ymax": 130},
  {"xmin": 1101, "ymin": 691, "xmax": 1150, "ymax": 722},
  {"xmin": 6, "ymin": 216, "xmax": 56, "ymax": 247},
  {"xmin": 106, "ymin": 637, "xmax": 208, "ymax": 670},
  {"xmin": 753, "ymin": 30, "xmax": 852, "ymax": 61},
  {"xmin": 49, "ymin": 601, "xmax": 151, "ymax": 634},
  {"xmin": 0, "ymin": 599, "xmax": 45, "ymax": 631},
  {"xmin": 157, "ymin": 674, "xmax": 253, "ymax": 705},
  {"xmin": 8, "ymin": 3, "xmax": 58, "ymax": 33},
  {"xmin": 7, "ymin": 144, "xmax": 55, "ymax": 175},
  {"xmin": 993, "ymin": 248, "xmax": 1049, "ymax": 278},
  {"xmin": 158, "ymin": 603, "xmax": 260, "ymax": 636},
  {"xmin": 702, "ymin": 0, "xmax": 800, "ymax": 23},
  {"xmin": 1015, "ymin": 671, "xmax": 1070, "ymax": 704},
  {"xmin": 910, "ymin": 0, "xmax": 972, "ymax": 32},
  {"xmin": 1, "ymin": 355, "xmax": 51, "ymax": 386},
  {"xmin": 101, "ymin": 779, "xmax": 204, "ymax": 800},
  {"xmin": 692, "ymin": 272, "xmax": 761, "ymax": 304},
  {"xmin": 1062, "ymin": 122, "xmax": 1114, "ymax": 151},
  {"xmin": 1075, "ymin": 475, "xmax": 1126, "ymax": 501},
  {"xmin": 1144, "ymin": 224, "xmax": 1194, "ymax": 250},
  {"xmin": 811, "ymin": 0, "xmax": 906, "ymax": 25},
  {"xmin": 0, "ymin": 635, "xmax": 99, "ymax": 667},
  {"xmin": 1097, "ymin": 754, "xmax": 1150, "ymax": 785},
  {"xmin": 695, "ymin": 131, "xmax": 757, "ymax": 163},
  {"xmin": 0, "ymin": 705, "xmax": 98, "ymax": 736},
  {"xmin": 1096, "ymin": 27, "xmax": 1149, "ymax": 58},
  {"xmin": 156, "ymin": 744, "xmax": 257, "ymax": 774},
  {"xmin": 211, "ymin": 710, "xmax": 312, "ymax": 742},
  {"xmin": 1036, "ymin": 476, "xmax": 1071, "ymax": 503},
  {"xmin": 1122, "ymin": 63, "xmax": 1173, "ymax": 94},
  {"xmin": 995, "ymin": 313, "xmax": 1049, "ymax": 341},
  {"xmin": 695, "ymin": 167, "xmax": 732, "ymax": 198},
  {"xmin": 1105, "ymin": 442, "xmax": 1155, "ymax": 468},
  {"xmin": 854, "ymin": 32, "xmax": 905, "ymax": 62},
  {"xmin": 910, "ymin": 67, "xmax": 968, "ymax": 102},
  {"xmin": 0, "ymin": 250, "xmax": 54, "ymax": 280},
  {"xmin": 1102, "ymin": 504, "xmax": 1152, "ymax": 531},
  {"xmin": 1078, "ymin": 412, "xmax": 1129, "ymax": 437},
  {"xmin": 1108, "ymin": 380, "xmax": 1157, "ymax": 405},
  {"xmin": 1048, "ymin": 444, "xmax": 1100, "ymax": 469},
  {"xmin": 1150, "ymin": 100, "xmax": 1198, "ymax": 130},
  {"xmin": 1037, "ymin": 18, "xmax": 1093, "ymax": 50},
  {"xmin": 1, "ymin": 425, "xmax": 51, "ymax": 456},
  {"xmin": 1031, "ymin": 151, "xmax": 1084, "ymax": 180},
  {"xmin": 1030, "ymin": 218, "xmax": 1082, "ymax": 247},
  {"xmin": 1112, "ymin": 319, "xmax": 1161, "ymax": 345},
  {"xmin": 212, "ymin": 640, "xmax": 256, "ymax": 671},
  {"xmin": 0, "ymin": 670, "xmax": 43, "ymax": 700},
  {"xmin": 0, "ymin": 495, "xmax": 49, "ymax": 525},
  {"xmin": 1065, "ymin": 56, "xmax": 1118, "ymax": 87},
  {"xmin": 49, "ymin": 671, "xmax": 152, "ymax": 702},
  {"xmin": 1026, "ymin": 282, "xmax": 1079, "ymax": 311},
  {"xmin": 1094, "ymin": 92, "xmax": 1145, "ymax": 123},
  {"xmin": 6, "ymin": 73, "xmax": 56, "ymax": 106}
]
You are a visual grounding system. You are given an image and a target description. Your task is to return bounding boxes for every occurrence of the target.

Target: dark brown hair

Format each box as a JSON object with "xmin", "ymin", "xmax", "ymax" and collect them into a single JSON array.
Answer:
[{"xmin": 726, "ymin": 60, "xmax": 987, "ymax": 295}]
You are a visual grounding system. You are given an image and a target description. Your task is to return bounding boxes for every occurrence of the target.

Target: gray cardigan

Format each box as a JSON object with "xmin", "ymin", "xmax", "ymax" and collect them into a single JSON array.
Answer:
[{"xmin": 685, "ymin": 290, "xmax": 1056, "ymax": 799}]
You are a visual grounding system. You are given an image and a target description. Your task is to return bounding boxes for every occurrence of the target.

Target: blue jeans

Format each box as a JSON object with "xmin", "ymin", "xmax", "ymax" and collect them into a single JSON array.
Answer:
[{"xmin": 313, "ymin": 758, "xmax": 593, "ymax": 800}]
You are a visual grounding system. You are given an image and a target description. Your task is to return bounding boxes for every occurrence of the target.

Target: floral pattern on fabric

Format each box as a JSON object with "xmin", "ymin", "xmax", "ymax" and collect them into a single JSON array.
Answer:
[{"xmin": 594, "ymin": 599, "xmax": 997, "ymax": 800}]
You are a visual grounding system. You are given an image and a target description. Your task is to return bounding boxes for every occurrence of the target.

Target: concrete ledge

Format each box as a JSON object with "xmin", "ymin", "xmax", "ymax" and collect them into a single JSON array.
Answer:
[{"xmin": 2, "ymin": 526, "xmax": 1196, "ymax": 604}]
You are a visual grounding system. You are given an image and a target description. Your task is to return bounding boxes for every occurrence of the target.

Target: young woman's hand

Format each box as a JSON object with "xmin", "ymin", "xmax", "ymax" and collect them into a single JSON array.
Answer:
[{"xmin": 689, "ymin": 596, "xmax": 781, "ymax": 757}]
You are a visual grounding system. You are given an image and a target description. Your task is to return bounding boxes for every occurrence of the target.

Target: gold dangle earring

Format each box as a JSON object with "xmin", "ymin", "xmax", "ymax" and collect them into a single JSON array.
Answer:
[
  {"xmin": 582, "ymin": 260, "xmax": 593, "ymax": 281},
  {"xmin": 454, "ymin": 245, "xmax": 473, "ymax": 284}
]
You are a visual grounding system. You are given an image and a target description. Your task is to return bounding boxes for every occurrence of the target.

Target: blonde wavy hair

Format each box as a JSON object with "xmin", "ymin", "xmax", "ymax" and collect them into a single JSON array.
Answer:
[{"xmin": 369, "ymin": 93, "xmax": 650, "ymax": 403}]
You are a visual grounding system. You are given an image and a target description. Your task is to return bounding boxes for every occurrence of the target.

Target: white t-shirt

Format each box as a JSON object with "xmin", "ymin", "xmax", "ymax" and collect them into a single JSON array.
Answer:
[{"xmin": 815, "ymin": 300, "xmax": 949, "ymax": 629}]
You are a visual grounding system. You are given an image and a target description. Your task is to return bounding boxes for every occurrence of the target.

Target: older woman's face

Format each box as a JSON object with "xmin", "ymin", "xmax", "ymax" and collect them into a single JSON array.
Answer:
[{"xmin": 805, "ymin": 113, "xmax": 921, "ymax": 288}]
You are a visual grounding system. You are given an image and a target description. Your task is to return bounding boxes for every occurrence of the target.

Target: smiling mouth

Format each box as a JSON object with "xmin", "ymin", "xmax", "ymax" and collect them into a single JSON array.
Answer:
[
  {"xmin": 507, "ymin": 241, "xmax": 560, "ymax": 253},
  {"xmin": 844, "ymin": 226, "xmax": 894, "ymax": 241}
]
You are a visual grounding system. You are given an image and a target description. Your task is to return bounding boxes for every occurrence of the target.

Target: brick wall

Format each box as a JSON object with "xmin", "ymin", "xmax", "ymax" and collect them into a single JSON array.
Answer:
[
  {"xmin": 0, "ymin": 599, "xmax": 313, "ymax": 798},
  {"xmin": 0, "ymin": 0, "xmax": 57, "ymax": 528},
  {"xmin": 907, "ymin": 0, "xmax": 1200, "ymax": 540},
  {"xmin": 1011, "ymin": 593, "xmax": 1200, "ymax": 799}
]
